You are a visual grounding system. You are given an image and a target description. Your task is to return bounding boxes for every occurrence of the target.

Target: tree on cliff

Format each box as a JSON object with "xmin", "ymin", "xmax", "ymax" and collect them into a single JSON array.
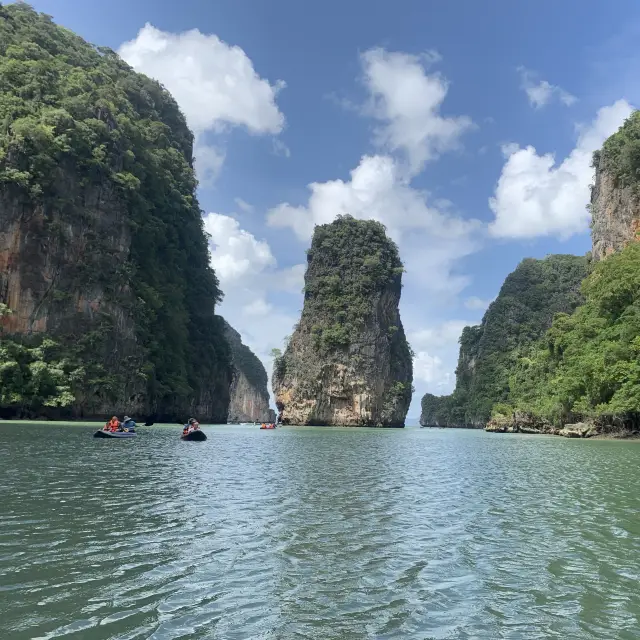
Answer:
[
  {"xmin": 0, "ymin": 4, "xmax": 231, "ymax": 419},
  {"xmin": 273, "ymin": 215, "xmax": 413, "ymax": 427},
  {"xmin": 0, "ymin": 305, "xmax": 77, "ymax": 414},
  {"xmin": 420, "ymin": 255, "xmax": 588, "ymax": 427},
  {"xmin": 506, "ymin": 242, "xmax": 640, "ymax": 427}
]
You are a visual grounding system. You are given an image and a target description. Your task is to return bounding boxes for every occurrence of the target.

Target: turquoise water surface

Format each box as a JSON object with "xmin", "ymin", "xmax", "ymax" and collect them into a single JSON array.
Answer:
[{"xmin": 1, "ymin": 423, "xmax": 639, "ymax": 639}]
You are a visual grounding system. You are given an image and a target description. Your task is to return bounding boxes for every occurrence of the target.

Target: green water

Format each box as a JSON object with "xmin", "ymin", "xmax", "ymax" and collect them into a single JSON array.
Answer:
[{"xmin": 1, "ymin": 423, "xmax": 640, "ymax": 639}]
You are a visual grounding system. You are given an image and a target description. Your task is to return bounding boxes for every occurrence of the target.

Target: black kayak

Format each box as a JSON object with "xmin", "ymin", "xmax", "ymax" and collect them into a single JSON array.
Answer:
[
  {"xmin": 181, "ymin": 430, "xmax": 207, "ymax": 441},
  {"xmin": 94, "ymin": 430, "xmax": 137, "ymax": 439}
]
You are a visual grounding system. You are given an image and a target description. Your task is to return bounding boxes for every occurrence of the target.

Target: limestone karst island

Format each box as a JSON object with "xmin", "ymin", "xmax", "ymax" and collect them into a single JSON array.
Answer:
[
  {"xmin": 3, "ymin": 3, "xmax": 640, "ymax": 639},
  {"xmin": 272, "ymin": 216, "xmax": 413, "ymax": 427},
  {"xmin": 420, "ymin": 119, "xmax": 640, "ymax": 438}
]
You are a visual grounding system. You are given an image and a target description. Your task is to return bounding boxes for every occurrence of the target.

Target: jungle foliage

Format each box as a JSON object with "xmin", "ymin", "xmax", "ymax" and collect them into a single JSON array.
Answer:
[{"xmin": 0, "ymin": 4, "xmax": 231, "ymax": 416}]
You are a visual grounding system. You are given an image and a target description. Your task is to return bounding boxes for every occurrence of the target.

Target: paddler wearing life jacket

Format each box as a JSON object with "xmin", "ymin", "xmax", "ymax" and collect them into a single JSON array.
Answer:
[
  {"xmin": 183, "ymin": 418, "xmax": 199, "ymax": 434},
  {"xmin": 104, "ymin": 416, "xmax": 120, "ymax": 432}
]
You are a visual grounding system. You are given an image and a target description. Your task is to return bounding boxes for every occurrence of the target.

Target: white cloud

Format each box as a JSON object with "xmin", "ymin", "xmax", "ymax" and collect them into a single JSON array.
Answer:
[
  {"xmin": 410, "ymin": 320, "xmax": 470, "ymax": 352},
  {"xmin": 243, "ymin": 298, "xmax": 271, "ymax": 317},
  {"xmin": 413, "ymin": 352, "xmax": 447, "ymax": 385},
  {"xmin": 119, "ymin": 24, "xmax": 285, "ymax": 180},
  {"xmin": 409, "ymin": 320, "xmax": 472, "ymax": 393},
  {"xmin": 273, "ymin": 264, "xmax": 305, "ymax": 294},
  {"xmin": 268, "ymin": 154, "xmax": 481, "ymax": 295},
  {"xmin": 464, "ymin": 296, "xmax": 494, "ymax": 311},
  {"xmin": 234, "ymin": 198, "xmax": 255, "ymax": 214},
  {"xmin": 194, "ymin": 142, "xmax": 225, "ymax": 186},
  {"xmin": 202, "ymin": 213, "xmax": 301, "ymax": 400},
  {"xmin": 272, "ymin": 138, "xmax": 291, "ymax": 158},
  {"xmin": 361, "ymin": 48, "xmax": 474, "ymax": 174},
  {"xmin": 204, "ymin": 213, "xmax": 275, "ymax": 283},
  {"xmin": 518, "ymin": 67, "xmax": 577, "ymax": 109},
  {"xmin": 489, "ymin": 99, "xmax": 633, "ymax": 239}
]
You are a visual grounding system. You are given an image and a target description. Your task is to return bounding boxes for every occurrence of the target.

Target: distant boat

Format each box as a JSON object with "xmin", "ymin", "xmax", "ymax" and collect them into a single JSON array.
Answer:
[
  {"xmin": 94, "ymin": 430, "xmax": 136, "ymax": 439},
  {"xmin": 181, "ymin": 430, "xmax": 207, "ymax": 441}
]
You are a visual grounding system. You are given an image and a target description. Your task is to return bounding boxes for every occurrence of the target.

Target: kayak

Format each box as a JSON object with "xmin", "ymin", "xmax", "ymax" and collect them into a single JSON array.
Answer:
[
  {"xmin": 181, "ymin": 430, "xmax": 207, "ymax": 441},
  {"xmin": 94, "ymin": 430, "xmax": 137, "ymax": 438},
  {"xmin": 260, "ymin": 426, "xmax": 276, "ymax": 430}
]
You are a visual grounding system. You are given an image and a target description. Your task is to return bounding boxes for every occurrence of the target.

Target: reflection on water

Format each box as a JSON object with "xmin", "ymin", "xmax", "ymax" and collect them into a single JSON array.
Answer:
[{"xmin": 1, "ymin": 424, "xmax": 640, "ymax": 639}]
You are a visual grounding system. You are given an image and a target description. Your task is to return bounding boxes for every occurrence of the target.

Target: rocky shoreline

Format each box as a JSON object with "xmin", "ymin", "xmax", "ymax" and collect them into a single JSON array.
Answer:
[{"xmin": 485, "ymin": 412, "xmax": 639, "ymax": 439}]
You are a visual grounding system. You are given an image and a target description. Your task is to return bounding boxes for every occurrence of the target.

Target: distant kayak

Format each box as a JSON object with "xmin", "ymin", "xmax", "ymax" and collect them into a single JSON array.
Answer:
[
  {"xmin": 181, "ymin": 430, "xmax": 207, "ymax": 441},
  {"xmin": 260, "ymin": 426, "xmax": 276, "ymax": 430},
  {"xmin": 94, "ymin": 430, "xmax": 136, "ymax": 439}
]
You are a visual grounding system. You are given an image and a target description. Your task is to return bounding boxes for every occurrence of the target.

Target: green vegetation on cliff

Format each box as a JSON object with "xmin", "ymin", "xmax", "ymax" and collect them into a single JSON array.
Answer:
[
  {"xmin": 594, "ymin": 111, "xmax": 640, "ymax": 187},
  {"xmin": 222, "ymin": 319, "xmax": 268, "ymax": 393},
  {"xmin": 502, "ymin": 216, "xmax": 640, "ymax": 427},
  {"xmin": 273, "ymin": 215, "xmax": 413, "ymax": 427},
  {"xmin": 0, "ymin": 4, "xmax": 230, "ymax": 418},
  {"xmin": 303, "ymin": 215, "xmax": 406, "ymax": 352},
  {"xmin": 420, "ymin": 255, "xmax": 588, "ymax": 427},
  {"xmin": 0, "ymin": 305, "xmax": 77, "ymax": 412}
]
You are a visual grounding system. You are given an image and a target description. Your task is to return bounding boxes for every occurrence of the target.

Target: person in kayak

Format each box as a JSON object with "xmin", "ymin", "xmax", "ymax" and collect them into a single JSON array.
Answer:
[
  {"xmin": 104, "ymin": 416, "xmax": 120, "ymax": 432},
  {"xmin": 121, "ymin": 416, "xmax": 136, "ymax": 432},
  {"xmin": 188, "ymin": 418, "xmax": 200, "ymax": 430}
]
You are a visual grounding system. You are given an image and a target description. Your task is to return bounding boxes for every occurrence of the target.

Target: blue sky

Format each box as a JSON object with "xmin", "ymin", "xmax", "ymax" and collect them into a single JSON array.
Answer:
[{"xmin": 20, "ymin": 0, "xmax": 640, "ymax": 419}]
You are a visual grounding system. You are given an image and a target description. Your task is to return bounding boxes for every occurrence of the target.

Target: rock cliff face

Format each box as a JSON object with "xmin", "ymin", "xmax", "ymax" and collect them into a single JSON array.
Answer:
[
  {"xmin": 420, "ymin": 255, "xmax": 588, "ymax": 428},
  {"xmin": 591, "ymin": 115, "xmax": 640, "ymax": 261},
  {"xmin": 0, "ymin": 5, "xmax": 231, "ymax": 421},
  {"xmin": 222, "ymin": 319, "xmax": 273, "ymax": 423},
  {"xmin": 272, "ymin": 216, "xmax": 413, "ymax": 427}
]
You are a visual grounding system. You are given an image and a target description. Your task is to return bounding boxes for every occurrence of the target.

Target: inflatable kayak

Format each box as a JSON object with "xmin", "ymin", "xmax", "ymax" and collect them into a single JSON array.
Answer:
[
  {"xmin": 94, "ymin": 430, "xmax": 137, "ymax": 438},
  {"xmin": 181, "ymin": 430, "xmax": 207, "ymax": 441}
]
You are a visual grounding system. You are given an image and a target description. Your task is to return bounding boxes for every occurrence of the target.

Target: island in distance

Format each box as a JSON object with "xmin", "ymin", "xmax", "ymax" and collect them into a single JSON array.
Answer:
[{"xmin": 272, "ymin": 215, "xmax": 413, "ymax": 427}]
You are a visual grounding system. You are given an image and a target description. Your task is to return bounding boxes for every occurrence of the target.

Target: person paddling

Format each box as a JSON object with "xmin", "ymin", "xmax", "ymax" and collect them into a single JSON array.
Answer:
[
  {"xmin": 104, "ymin": 416, "xmax": 119, "ymax": 432},
  {"xmin": 183, "ymin": 418, "xmax": 199, "ymax": 434},
  {"xmin": 121, "ymin": 416, "xmax": 136, "ymax": 432}
]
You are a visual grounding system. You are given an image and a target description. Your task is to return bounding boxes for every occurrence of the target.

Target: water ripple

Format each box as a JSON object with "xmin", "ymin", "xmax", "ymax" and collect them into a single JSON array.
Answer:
[{"xmin": 1, "ymin": 425, "xmax": 640, "ymax": 638}]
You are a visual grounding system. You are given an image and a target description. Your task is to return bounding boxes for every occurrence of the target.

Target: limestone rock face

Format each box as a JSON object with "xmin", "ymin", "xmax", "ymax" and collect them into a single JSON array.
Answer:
[
  {"xmin": 0, "ymin": 181, "xmax": 147, "ymax": 416},
  {"xmin": 0, "ymin": 4, "xmax": 231, "ymax": 422},
  {"xmin": 222, "ymin": 319, "xmax": 273, "ymax": 423},
  {"xmin": 272, "ymin": 216, "xmax": 413, "ymax": 427},
  {"xmin": 591, "ymin": 151, "xmax": 640, "ymax": 261}
]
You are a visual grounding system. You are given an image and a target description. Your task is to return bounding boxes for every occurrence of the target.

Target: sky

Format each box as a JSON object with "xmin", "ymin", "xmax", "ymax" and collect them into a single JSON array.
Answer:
[{"xmin": 17, "ymin": 0, "xmax": 640, "ymax": 419}]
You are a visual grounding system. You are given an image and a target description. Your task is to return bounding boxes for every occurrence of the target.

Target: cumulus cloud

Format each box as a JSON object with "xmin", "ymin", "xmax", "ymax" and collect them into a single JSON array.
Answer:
[
  {"xmin": 119, "ymin": 24, "xmax": 285, "ymax": 179},
  {"xmin": 361, "ymin": 48, "xmax": 474, "ymax": 174},
  {"xmin": 409, "ymin": 320, "xmax": 471, "ymax": 392},
  {"xmin": 413, "ymin": 352, "xmax": 447, "ymax": 385},
  {"xmin": 203, "ymin": 213, "xmax": 302, "ymax": 391},
  {"xmin": 410, "ymin": 320, "xmax": 470, "ymax": 353},
  {"xmin": 273, "ymin": 264, "xmax": 305, "ymax": 294},
  {"xmin": 518, "ymin": 67, "xmax": 577, "ymax": 109},
  {"xmin": 193, "ymin": 142, "xmax": 225, "ymax": 185},
  {"xmin": 204, "ymin": 213, "xmax": 275, "ymax": 283},
  {"xmin": 268, "ymin": 154, "xmax": 481, "ymax": 295},
  {"xmin": 489, "ymin": 99, "xmax": 633, "ymax": 239}
]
